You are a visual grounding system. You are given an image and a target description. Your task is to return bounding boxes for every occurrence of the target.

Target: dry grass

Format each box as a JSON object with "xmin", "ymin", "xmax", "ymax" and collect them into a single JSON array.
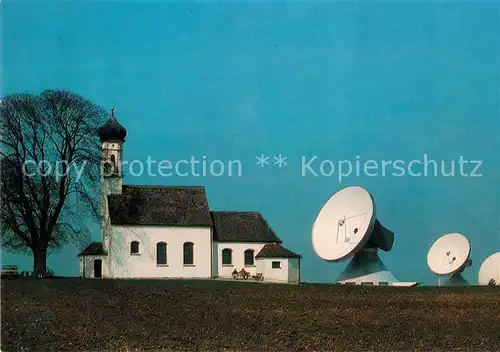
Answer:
[{"xmin": 1, "ymin": 278, "xmax": 500, "ymax": 351}]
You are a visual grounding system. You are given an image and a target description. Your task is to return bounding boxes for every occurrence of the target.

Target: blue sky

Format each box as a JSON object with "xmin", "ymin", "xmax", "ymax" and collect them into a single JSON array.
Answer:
[{"xmin": 2, "ymin": 1, "xmax": 499, "ymax": 284}]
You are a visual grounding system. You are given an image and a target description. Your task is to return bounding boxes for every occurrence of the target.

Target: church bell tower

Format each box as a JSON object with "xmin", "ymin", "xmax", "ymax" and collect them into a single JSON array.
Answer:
[{"xmin": 98, "ymin": 108, "xmax": 127, "ymax": 252}]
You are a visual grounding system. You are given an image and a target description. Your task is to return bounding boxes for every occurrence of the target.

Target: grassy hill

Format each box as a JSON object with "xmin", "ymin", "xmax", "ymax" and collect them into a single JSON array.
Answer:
[{"xmin": 2, "ymin": 278, "xmax": 500, "ymax": 351}]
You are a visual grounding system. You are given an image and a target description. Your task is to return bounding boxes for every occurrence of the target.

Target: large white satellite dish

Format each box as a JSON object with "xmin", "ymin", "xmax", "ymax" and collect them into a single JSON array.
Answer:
[
  {"xmin": 427, "ymin": 233, "xmax": 471, "ymax": 286},
  {"xmin": 478, "ymin": 252, "xmax": 500, "ymax": 286},
  {"xmin": 312, "ymin": 186, "xmax": 375, "ymax": 261},
  {"xmin": 312, "ymin": 186, "xmax": 416, "ymax": 286}
]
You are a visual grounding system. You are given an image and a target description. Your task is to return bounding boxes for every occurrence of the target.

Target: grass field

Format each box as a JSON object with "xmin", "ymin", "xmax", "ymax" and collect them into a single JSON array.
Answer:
[{"xmin": 2, "ymin": 278, "xmax": 500, "ymax": 351}]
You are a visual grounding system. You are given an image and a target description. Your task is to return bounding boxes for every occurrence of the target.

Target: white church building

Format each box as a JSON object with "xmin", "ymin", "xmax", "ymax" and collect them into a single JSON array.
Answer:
[{"xmin": 78, "ymin": 110, "xmax": 302, "ymax": 284}]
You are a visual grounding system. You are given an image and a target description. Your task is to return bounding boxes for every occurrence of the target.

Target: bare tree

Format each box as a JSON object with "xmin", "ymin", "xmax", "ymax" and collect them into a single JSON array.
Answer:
[{"xmin": 0, "ymin": 90, "xmax": 107, "ymax": 276}]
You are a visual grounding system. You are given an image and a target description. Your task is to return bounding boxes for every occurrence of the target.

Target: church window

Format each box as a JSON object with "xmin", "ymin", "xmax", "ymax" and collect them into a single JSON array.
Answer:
[
  {"xmin": 183, "ymin": 242, "xmax": 194, "ymax": 265},
  {"xmin": 130, "ymin": 241, "xmax": 139, "ymax": 254},
  {"xmin": 222, "ymin": 248, "xmax": 232, "ymax": 265},
  {"xmin": 156, "ymin": 242, "xmax": 167, "ymax": 265},
  {"xmin": 244, "ymin": 249, "xmax": 255, "ymax": 266}
]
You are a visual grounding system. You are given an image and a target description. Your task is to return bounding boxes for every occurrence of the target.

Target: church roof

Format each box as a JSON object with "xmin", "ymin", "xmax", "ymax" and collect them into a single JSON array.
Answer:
[
  {"xmin": 256, "ymin": 243, "xmax": 302, "ymax": 259},
  {"xmin": 98, "ymin": 109, "xmax": 127, "ymax": 142},
  {"xmin": 107, "ymin": 185, "xmax": 212, "ymax": 227},
  {"xmin": 78, "ymin": 242, "xmax": 108, "ymax": 256},
  {"xmin": 211, "ymin": 211, "xmax": 282, "ymax": 243}
]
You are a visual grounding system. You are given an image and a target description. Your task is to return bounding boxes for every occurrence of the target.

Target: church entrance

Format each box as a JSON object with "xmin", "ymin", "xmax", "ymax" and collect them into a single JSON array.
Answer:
[{"xmin": 94, "ymin": 259, "xmax": 102, "ymax": 278}]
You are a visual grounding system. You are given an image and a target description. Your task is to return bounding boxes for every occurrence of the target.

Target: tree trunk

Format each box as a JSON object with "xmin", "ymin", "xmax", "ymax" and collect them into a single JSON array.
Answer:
[{"xmin": 33, "ymin": 248, "xmax": 47, "ymax": 277}]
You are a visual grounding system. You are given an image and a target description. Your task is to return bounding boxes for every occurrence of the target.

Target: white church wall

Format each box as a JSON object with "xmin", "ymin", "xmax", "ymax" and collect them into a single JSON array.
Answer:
[
  {"xmin": 214, "ymin": 242, "xmax": 266, "ymax": 278},
  {"xmin": 258, "ymin": 258, "xmax": 290, "ymax": 283},
  {"xmin": 108, "ymin": 226, "xmax": 212, "ymax": 279}
]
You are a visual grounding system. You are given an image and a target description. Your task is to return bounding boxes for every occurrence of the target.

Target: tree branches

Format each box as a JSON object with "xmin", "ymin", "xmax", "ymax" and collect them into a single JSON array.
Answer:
[{"xmin": 0, "ymin": 90, "xmax": 107, "ymax": 262}]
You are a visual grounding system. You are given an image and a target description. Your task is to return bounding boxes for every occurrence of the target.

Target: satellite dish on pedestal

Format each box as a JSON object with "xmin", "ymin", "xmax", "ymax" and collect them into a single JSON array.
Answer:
[
  {"xmin": 312, "ymin": 186, "xmax": 413, "ymax": 286},
  {"xmin": 427, "ymin": 233, "xmax": 471, "ymax": 286},
  {"xmin": 478, "ymin": 252, "xmax": 500, "ymax": 286}
]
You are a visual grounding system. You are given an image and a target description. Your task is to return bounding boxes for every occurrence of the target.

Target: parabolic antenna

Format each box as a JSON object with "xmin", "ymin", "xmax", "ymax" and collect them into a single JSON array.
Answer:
[
  {"xmin": 311, "ymin": 186, "xmax": 411, "ymax": 286},
  {"xmin": 478, "ymin": 252, "xmax": 500, "ymax": 286},
  {"xmin": 312, "ymin": 186, "xmax": 376, "ymax": 261},
  {"xmin": 427, "ymin": 233, "xmax": 471, "ymax": 286}
]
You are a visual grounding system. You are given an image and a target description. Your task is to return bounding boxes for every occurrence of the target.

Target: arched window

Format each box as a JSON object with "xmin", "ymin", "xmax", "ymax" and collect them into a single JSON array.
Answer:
[
  {"xmin": 130, "ymin": 241, "xmax": 139, "ymax": 254},
  {"xmin": 183, "ymin": 242, "xmax": 194, "ymax": 265},
  {"xmin": 244, "ymin": 249, "xmax": 255, "ymax": 266},
  {"xmin": 222, "ymin": 248, "xmax": 232, "ymax": 265},
  {"xmin": 110, "ymin": 154, "xmax": 116, "ymax": 165},
  {"xmin": 156, "ymin": 242, "xmax": 167, "ymax": 265}
]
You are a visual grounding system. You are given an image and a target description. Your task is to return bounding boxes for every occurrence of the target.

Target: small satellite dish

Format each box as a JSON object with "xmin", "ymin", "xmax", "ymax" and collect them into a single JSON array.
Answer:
[
  {"xmin": 427, "ymin": 233, "xmax": 471, "ymax": 286},
  {"xmin": 311, "ymin": 186, "xmax": 410, "ymax": 286},
  {"xmin": 478, "ymin": 252, "xmax": 500, "ymax": 286}
]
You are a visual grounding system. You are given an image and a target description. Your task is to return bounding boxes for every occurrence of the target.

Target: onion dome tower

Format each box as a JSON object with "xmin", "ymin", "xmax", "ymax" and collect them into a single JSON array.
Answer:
[
  {"xmin": 98, "ymin": 107, "xmax": 127, "ymax": 143},
  {"xmin": 99, "ymin": 108, "xmax": 126, "ymax": 179},
  {"xmin": 99, "ymin": 108, "xmax": 126, "ymax": 253}
]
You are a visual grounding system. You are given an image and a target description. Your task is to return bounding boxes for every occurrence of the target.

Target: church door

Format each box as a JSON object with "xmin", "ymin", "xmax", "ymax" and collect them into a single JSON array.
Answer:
[{"xmin": 94, "ymin": 259, "xmax": 102, "ymax": 278}]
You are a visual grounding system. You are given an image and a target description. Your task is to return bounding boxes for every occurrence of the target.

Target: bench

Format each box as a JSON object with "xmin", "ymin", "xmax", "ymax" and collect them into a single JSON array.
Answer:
[
  {"xmin": 252, "ymin": 273, "xmax": 263, "ymax": 281},
  {"xmin": 231, "ymin": 269, "xmax": 254, "ymax": 280}
]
